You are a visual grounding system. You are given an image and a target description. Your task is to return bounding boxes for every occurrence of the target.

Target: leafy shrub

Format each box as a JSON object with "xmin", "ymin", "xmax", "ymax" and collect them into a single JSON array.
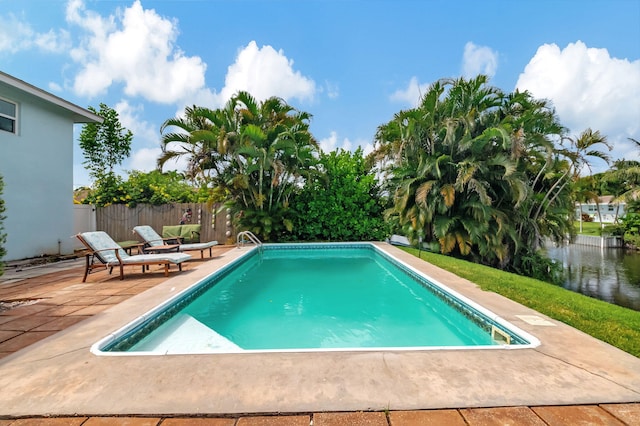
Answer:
[
  {"xmin": 83, "ymin": 170, "xmax": 203, "ymax": 207},
  {"xmin": 510, "ymin": 248, "xmax": 564, "ymax": 285},
  {"xmin": 123, "ymin": 170, "xmax": 204, "ymax": 206},
  {"xmin": 289, "ymin": 148, "xmax": 389, "ymax": 242},
  {"xmin": 581, "ymin": 213, "xmax": 593, "ymax": 222},
  {"xmin": 621, "ymin": 212, "xmax": 640, "ymax": 233},
  {"xmin": 238, "ymin": 207, "xmax": 295, "ymax": 242},
  {"xmin": 621, "ymin": 212, "xmax": 640, "ymax": 249}
]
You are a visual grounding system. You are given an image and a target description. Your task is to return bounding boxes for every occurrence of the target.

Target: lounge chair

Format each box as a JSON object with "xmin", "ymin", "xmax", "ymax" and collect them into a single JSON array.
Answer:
[
  {"xmin": 76, "ymin": 231, "xmax": 192, "ymax": 282},
  {"xmin": 133, "ymin": 225, "xmax": 219, "ymax": 259}
]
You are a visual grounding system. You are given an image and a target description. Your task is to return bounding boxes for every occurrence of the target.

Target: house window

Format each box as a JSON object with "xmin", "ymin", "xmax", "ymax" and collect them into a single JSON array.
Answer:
[
  {"xmin": 608, "ymin": 204, "xmax": 615, "ymax": 211},
  {"xmin": 0, "ymin": 98, "xmax": 17, "ymax": 134}
]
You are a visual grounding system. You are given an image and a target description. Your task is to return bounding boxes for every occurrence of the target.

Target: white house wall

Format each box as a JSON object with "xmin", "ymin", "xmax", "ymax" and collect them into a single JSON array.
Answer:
[
  {"xmin": 575, "ymin": 203, "xmax": 626, "ymax": 223},
  {"xmin": 0, "ymin": 86, "xmax": 76, "ymax": 261}
]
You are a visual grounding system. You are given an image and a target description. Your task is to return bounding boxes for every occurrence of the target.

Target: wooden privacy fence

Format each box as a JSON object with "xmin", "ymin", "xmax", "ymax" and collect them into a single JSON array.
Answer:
[{"xmin": 95, "ymin": 203, "xmax": 234, "ymax": 245}]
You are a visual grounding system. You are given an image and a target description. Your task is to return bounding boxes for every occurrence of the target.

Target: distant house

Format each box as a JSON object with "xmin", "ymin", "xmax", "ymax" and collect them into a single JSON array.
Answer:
[
  {"xmin": 0, "ymin": 71, "xmax": 102, "ymax": 261},
  {"xmin": 575, "ymin": 195, "xmax": 627, "ymax": 223}
]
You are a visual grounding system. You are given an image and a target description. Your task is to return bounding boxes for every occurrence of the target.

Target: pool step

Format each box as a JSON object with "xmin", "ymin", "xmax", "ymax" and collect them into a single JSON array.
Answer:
[{"xmin": 134, "ymin": 314, "xmax": 242, "ymax": 354}]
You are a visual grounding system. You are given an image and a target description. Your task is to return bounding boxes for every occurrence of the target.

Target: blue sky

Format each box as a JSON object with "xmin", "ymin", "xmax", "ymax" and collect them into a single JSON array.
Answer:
[{"xmin": 1, "ymin": 0, "xmax": 639, "ymax": 188}]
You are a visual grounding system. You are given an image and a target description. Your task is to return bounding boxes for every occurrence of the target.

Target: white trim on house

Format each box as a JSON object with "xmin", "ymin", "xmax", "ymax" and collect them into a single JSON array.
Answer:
[
  {"xmin": 575, "ymin": 196, "xmax": 626, "ymax": 223},
  {"xmin": 0, "ymin": 71, "xmax": 102, "ymax": 124},
  {"xmin": 0, "ymin": 96, "xmax": 18, "ymax": 134}
]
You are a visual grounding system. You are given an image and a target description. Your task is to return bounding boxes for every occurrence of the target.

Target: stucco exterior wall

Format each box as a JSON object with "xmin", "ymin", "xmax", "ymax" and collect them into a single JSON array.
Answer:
[{"xmin": 0, "ymin": 85, "xmax": 77, "ymax": 260}]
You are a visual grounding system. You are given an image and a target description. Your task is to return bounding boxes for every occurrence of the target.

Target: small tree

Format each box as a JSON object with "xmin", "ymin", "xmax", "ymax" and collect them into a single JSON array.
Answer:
[
  {"xmin": 0, "ymin": 174, "xmax": 6, "ymax": 276},
  {"xmin": 79, "ymin": 103, "xmax": 133, "ymax": 182}
]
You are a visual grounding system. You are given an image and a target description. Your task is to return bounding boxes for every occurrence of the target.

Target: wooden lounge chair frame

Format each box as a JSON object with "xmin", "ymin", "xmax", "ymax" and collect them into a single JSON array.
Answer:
[
  {"xmin": 133, "ymin": 225, "xmax": 219, "ymax": 259},
  {"xmin": 75, "ymin": 232, "xmax": 191, "ymax": 282}
]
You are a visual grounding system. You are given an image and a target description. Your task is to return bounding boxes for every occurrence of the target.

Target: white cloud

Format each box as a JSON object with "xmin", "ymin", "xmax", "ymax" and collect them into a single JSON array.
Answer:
[
  {"xmin": 390, "ymin": 43, "xmax": 498, "ymax": 107},
  {"xmin": 390, "ymin": 76, "xmax": 429, "ymax": 107},
  {"xmin": 112, "ymin": 100, "xmax": 173, "ymax": 173},
  {"xmin": 66, "ymin": 0, "xmax": 207, "ymax": 104},
  {"xmin": 516, "ymin": 41, "xmax": 640, "ymax": 167},
  {"xmin": 360, "ymin": 141, "xmax": 375, "ymax": 156},
  {"xmin": 48, "ymin": 81, "xmax": 63, "ymax": 92},
  {"xmin": 319, "ymin": 131, "xmax": 373, "ymax": 155},
  {"xmin": 0, "ymin": 13, "xmax": 70, "ymax": 54},
  {"xmin": 319, "ymin": 131, "xmax": 344, "ymax": 153},
  {"xmin": 324, "ymin": 80, "xmax": 340, "ymax": 99},
  {"xmin": 216, "ymin": 41, "xmax": 316, "ymax": 105},
  {"xmin": 73, "ymin": 163, "xmax": 92, "ymax": 189},
  {"xmin": 128, "ymin": 147, "xmax": 162, "ymax": 172},
  {"xmin": 462, "ymin": 42, "xmax": 498, "ymax": 79},
  {"xmin": 114, "ymin": 100, "xmax": 157, "ymax": 145},
  {"xmin": 150, "ymin": 142, "xmax": 191, "ymax": 173},
  {"xmin": 65, "ymin": 0, "xmax": 318, "ymax": 109},
  {"xmin": 61, "ymin": 2, "xmax": 319, "ymax": 179}
]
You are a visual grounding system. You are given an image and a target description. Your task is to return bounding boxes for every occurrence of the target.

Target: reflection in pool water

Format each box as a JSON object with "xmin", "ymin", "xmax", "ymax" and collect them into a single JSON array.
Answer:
[{"xmin": 544, "ymin": 242, "xmax": 640, "ymax": 311}]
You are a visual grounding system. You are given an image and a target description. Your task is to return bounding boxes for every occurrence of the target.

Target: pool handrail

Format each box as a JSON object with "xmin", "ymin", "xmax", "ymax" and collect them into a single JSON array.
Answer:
[{"xmin": 237, "ymin": 231, "xmax": 262, "ymax": 247}]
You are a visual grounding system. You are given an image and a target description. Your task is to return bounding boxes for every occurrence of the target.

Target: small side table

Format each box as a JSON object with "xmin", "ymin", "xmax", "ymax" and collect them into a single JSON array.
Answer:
[
  {"xmin": 143, "ymin": 244, "xmax": 180, "ymax": 254},
  {"xmin": 118, "ymin": 240, "xmax": 144, "ymax": 255}
]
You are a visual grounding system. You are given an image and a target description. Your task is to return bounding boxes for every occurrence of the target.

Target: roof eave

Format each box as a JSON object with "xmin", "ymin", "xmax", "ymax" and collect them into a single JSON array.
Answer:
[{"xmin": 0, "ymin": 71, "xmax": 103, "ymax": 124}]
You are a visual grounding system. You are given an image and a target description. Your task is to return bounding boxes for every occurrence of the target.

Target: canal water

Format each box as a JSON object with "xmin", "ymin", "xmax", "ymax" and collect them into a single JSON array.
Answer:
[{"xmin": 544, "ymin": 242, "xmax": 640, "ymax": 311}]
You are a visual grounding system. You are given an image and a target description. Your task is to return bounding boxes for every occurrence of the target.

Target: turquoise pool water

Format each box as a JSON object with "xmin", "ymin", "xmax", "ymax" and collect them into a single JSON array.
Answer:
[{"xmin": 94, "ymin": 243, "xmax": 536, "ymax": 354}]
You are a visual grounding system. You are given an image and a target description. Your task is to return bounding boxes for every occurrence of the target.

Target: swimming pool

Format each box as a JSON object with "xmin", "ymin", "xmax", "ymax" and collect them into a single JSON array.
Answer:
[{"xmin": 91, "ymin": 243, "xmax": 539, "ymax": 355}]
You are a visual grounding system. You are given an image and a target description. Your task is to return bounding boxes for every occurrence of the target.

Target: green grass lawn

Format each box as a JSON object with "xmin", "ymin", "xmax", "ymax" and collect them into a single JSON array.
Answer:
[
  {"xmin": 575, "ymin": 221, "xmax": 605, "ymax": 236},
  {"xmin": 400, "ymin": 247, "xmax": 640, "ymax": 358}
]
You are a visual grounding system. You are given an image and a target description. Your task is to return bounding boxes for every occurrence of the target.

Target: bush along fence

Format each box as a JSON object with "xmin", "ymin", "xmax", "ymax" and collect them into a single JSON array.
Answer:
[{"xmin": 95, "ymin": 203, "xmax": 233, "ymax": 246}]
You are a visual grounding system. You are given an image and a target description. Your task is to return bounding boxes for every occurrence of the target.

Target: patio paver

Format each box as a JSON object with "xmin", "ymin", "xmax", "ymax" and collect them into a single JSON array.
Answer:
[
  {"xmin": 82, "ymin": 417, "xmax": 162, "ymax": 426},
  {"xmin": 31, "ymin": 315, "xmax": 90, "ymax": 331},
  {"xmin": 313, "ymin": 412, "xmax": 388, "ymax": 426},
  {"xmin": 0, "ymin": 330, "xmax": 57, "ymax": 352},
  {"xmin": 236, "ymin": 415, "xmax": 311, "ymax": 425},
  {"xmin": 5, "ymin": 418, "xmax": 88, "ymax": 426},
  {"xmin": 388, "ymin": 409, "xmax": 467, "ymax": 425},
  {"xmin": 0, "ymin": 315, "xmax": 60, "ymax": 331},
  {"xmin": 532, "ymin": 405, "xmax": 626, "ymax": 425},
  {"xmin": 460, "ymin": 406, "xmax": 547, "ymax": 425},
  {"xmin": 600, "ymin": 403, "xmax": 640, "ymax": 424},
  {"xmin": 161, "ymin": 419, "xmax": 235, "ymax": 426}
]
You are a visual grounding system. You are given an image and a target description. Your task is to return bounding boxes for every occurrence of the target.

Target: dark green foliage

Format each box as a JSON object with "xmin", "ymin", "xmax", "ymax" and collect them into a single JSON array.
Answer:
[
  {"xmin": 161, "ymin": 92, "xmax": 320, "ymax": 241},
  {"xmin": 373, "ymin": 75, "xmax": 608, "ymax": 283},
  {"xmin": 123, "ymin": 170, "xmax": 205, "ymax": 206},
  {"xmin": 0, "ymin": 174, "xmax": 6, "ymax": 276},
  {"xmin": 510, "ymin": 250, "xmax": 563, "ymax": 285},
  {"xmin": 622, "ymin": 212, "xmax": 640, "ymax": 232},
  {"xmin": 82, "ymin": 172, "xmax": 126, "ymax": 207},
  {"xmin": 289, "ymin": 148, "xmax": 389, "ymax": 241},
  {"xmin": 241, "ymin": 207, "xmax": 295, "ymax": 242},
  {"xmin": 620, "ymin": 212, "xmax": 640, "ymax": 247}
]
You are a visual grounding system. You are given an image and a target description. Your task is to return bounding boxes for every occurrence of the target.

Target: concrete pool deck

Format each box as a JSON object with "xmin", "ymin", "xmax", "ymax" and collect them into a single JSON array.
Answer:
[{"xmin": 0, "ymin": 243, "xmax": 639, "ymax": 422}]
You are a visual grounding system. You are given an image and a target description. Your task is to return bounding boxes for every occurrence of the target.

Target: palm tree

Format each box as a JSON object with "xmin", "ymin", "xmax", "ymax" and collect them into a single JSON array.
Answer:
[
  {"xmin": 551, "ymin": 129, "xmax": 612, "ymax": 230},
  {"xmin": 158, "ymin": 105, "xmax": 220, "ymax": 185},
  {"xmin": 159, "ymin": 92, "xmax": 319, "ymax": 241},
  {"xmin": 375, "ymin": 76, "xmax": 530, "ymax": 267},
  {"xmin": 375, "ymin": 75, "xmax": 576, "ymax": 281},
  {"xmin": 607, "ymin": 138, "xmax": 640, "ymax": 207}
]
